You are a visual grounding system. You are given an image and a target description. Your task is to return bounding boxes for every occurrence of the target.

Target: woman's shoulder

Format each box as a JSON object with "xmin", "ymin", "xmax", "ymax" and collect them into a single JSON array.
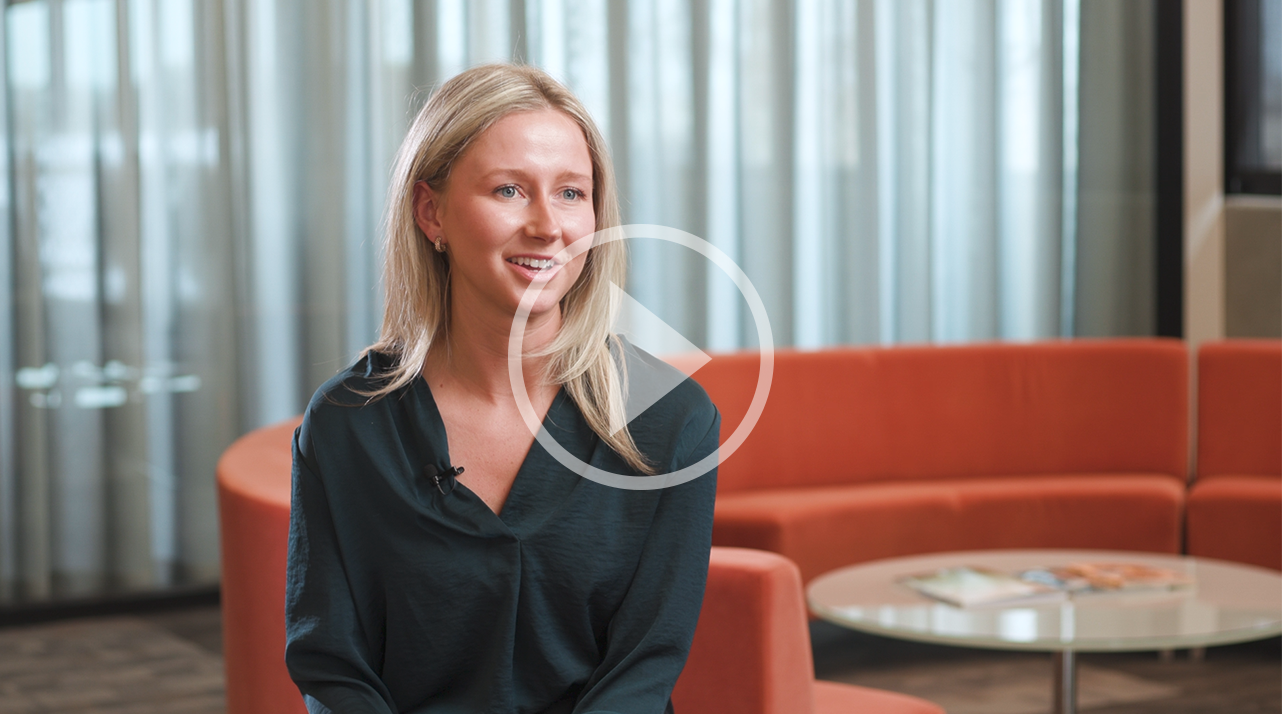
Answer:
[
  {"xmin": 307, "ymin": 349, "xmax": 401, "ymax": 409},
  {"xmin": 299, "ymin": 350, "xmax": 405, "ymax": 444}
]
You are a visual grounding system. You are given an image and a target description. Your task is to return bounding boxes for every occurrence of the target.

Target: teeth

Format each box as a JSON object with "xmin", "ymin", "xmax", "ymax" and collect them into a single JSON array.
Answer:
[{"xmin": 509, "ymin": 257, "xmax": 555, "ymax": 269}]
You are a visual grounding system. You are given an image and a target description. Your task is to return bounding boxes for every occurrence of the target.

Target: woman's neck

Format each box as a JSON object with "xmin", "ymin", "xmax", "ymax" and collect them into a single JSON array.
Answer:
[{"xmin": 425, "ymin": 295, "xmax": 561, "ymax": 404}]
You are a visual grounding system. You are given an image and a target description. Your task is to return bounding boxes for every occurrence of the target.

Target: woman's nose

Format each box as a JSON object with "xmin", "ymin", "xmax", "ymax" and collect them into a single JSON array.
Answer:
[{"xmin": 524, "ymin": 196, "xmax": 563, "ymax": 242}]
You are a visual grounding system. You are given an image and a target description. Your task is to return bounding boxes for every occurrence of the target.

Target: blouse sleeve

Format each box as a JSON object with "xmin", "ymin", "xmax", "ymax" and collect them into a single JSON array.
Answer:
[
  {"xmin": 572, "ymin": 405, "xmax": 722, "ymax": 714},
  {"xmin": 284, "ymin": 419, "xmax": 397, "ymax": 714}
]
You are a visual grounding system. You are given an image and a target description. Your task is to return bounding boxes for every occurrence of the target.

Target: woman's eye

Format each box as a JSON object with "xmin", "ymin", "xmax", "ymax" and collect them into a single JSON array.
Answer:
[
  {"xmin": 497, "ymin": 185, "xmax": 518, "ymax": 198},
  {"xmin": 561, "ymin": 188, "xmax": 583, "ymax": 200}
]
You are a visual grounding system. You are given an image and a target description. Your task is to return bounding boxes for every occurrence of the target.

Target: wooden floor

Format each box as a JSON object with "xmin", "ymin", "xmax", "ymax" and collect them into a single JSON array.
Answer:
[{"xmin": 0, "ymin": 607, "xmax": 1277, "ymax": 713}]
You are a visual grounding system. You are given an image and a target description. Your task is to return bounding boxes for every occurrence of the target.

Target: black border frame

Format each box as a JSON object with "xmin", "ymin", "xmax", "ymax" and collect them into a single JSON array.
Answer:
[{"xmin": 1156, "ymin": 1, "xmax": 1185, "ymax": 338}]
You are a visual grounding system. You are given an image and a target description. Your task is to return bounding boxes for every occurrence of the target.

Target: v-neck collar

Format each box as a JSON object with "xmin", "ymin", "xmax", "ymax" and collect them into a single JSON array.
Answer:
[{"xmin": 411, "ymin": 375, "xmax": 571, "ymax": 529}]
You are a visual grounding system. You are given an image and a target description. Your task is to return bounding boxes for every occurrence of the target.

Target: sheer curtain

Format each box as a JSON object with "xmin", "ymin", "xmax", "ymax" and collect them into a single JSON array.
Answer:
[
  {"xmin": 2, "ymin": 0, "xmax": 237, "ymax": 602},
  {"xmin": 618, "ymin": 0, "xmax": 1153, "ymax": 349},
  {"xmin": 0, "ymin": 0, "xmax": 1156, "ymax": 603}
]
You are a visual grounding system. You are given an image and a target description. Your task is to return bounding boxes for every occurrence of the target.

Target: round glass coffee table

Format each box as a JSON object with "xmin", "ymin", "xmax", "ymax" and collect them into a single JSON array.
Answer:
[{"xmin": 807, "ymin": 549, "xmax": 1282, "ymax": 714}]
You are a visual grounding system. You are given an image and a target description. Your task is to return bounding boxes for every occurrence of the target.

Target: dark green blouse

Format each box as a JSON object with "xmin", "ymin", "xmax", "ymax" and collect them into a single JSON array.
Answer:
[{"xmin": 284, "ymin": 343, "xmax": 720, "ymax": 714}]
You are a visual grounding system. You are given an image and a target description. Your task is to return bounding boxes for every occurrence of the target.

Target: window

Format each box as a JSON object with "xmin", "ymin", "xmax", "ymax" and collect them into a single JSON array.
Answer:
[{"xmin": 1225, "ymin": 0, "xmax": 1282, "ymax": 195}]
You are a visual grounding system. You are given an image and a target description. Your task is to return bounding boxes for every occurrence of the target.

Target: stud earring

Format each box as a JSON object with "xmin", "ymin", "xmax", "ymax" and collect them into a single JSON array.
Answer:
[{"xmin": 434, "ymin": 236, "xmax": 445, "ymax": 253}]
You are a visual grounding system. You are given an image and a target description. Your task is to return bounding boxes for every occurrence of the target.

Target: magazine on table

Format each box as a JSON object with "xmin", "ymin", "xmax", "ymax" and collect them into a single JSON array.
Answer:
[
  {"xmin": 1017, "ymin": 562, "xmax": 1194, "ymax": 595},
  {"xmin": 898, "ymin": 562, "xmax": 1193, "ymax": 608}
]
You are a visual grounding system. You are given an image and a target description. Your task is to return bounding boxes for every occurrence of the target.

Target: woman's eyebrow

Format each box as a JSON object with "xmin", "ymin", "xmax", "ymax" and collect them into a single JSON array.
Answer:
[{"xmin": 479, "ymin": 168, "xmax": 592, "ymax": 184}]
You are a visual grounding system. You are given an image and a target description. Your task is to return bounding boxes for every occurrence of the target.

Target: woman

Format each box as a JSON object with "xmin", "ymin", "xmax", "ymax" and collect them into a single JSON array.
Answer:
[{"xmin": 284, "ymin": 63, "xmax": 720, "ymax": 714}]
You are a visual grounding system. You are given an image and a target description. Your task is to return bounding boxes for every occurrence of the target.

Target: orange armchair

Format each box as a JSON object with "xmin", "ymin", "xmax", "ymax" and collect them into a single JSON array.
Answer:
[
  {"xmin": 673, "ymin": 547, "xmax": 944, "ymax": 714},
  {"xmin": 219, "ymin": 423, "xmax": 941, "ymax": 713},
  {"xmin": 218, "ymin": 417, "xmax": 306, "ymax": 714}
]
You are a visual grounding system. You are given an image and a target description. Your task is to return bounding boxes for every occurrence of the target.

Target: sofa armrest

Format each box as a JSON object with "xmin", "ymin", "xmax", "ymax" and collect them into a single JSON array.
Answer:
[{"xmin": 673, "ymin": 547, "xmax": 817, "ymax": 714}]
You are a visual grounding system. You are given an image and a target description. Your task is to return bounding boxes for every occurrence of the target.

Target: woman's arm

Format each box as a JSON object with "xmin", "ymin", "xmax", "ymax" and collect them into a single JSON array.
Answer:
[
  {"xmin": 285, "ymin": 421, "xmax": 398, "ymax": 714},
  {"xmin": 572, "ymin": 405, "xmax": 721, "ymax": 714}
]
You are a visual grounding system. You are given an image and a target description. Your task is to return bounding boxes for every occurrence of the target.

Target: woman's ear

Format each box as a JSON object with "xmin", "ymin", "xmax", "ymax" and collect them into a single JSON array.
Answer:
[{"xmin": 412, "ymin": 181, "xmax": 443, "ymax": 239}]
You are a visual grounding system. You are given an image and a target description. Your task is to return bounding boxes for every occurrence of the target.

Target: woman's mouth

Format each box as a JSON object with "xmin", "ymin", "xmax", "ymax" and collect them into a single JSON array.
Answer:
[{"xmin": 506, "ymin": 256, "xmax": 561, "ymax": 280}]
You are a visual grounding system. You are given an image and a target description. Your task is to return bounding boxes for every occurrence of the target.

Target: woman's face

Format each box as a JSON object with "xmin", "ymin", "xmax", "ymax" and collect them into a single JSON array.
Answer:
[{"xmin": 415, "ymin": 108, "xmax": 596, "ymax": 321}]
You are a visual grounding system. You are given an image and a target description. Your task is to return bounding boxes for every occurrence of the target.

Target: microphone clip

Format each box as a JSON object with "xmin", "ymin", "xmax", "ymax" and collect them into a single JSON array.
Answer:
[{"xmin": 425, "ymin": 464, "xmax": 465, "ymax": 495}]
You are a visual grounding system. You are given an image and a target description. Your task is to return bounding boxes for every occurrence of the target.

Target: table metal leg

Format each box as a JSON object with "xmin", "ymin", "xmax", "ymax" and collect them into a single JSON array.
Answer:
[{"xmin": 1052, "ymin": 650, "xmax": 1077, "ymax": 714}]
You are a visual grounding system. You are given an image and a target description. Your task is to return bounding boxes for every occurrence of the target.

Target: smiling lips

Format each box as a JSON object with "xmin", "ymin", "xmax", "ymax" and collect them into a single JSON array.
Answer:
[
  {"xmin": 507, "ymin": 256, "xmax": 557, "ymax": 270},
  {"xmin": 506, "ymin": 255, "xmax": 562, "ymax": 281}
]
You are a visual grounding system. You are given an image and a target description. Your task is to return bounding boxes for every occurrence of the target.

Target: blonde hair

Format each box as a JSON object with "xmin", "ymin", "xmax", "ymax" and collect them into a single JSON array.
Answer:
[{"xmin": 365, "ymin": 63, "xmax": 653, "ymax": 474}]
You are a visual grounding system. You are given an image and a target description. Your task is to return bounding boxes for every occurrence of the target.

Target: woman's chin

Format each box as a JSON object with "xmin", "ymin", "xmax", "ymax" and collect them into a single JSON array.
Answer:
[
  {"xmin": 506, "ymin": 295, "xmax": 564, "ymax": 323},
  {"xmin": 502, "ymin": 279, "xmax": 571, "ymax": 319}
]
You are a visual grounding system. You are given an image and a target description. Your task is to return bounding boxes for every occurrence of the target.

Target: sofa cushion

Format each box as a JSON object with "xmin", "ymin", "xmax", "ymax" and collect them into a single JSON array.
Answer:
[
  {"xmin": 1186, "ymin": 475, "xmax": 1282, "ymax": 571},
  {"xmin": 712, "ymin": 475, "xmax": 1185, "ymax": 584},
  {"xmin": 690, "ymin": 340, "xmax": 1189, "ymax": 494},
  {"xmin": 1197, "ymin": 341, "xmax": 1282, "ymax": 480}
]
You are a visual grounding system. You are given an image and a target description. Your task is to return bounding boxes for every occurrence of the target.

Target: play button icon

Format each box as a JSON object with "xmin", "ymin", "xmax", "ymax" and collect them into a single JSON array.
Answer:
[
  {"xmin": 609, "ymin": 282, "xmax": 712, "ymax": 434},
  {"xmin": 509, "ymin": 224, "xmax": 774, "ymax": 491}
]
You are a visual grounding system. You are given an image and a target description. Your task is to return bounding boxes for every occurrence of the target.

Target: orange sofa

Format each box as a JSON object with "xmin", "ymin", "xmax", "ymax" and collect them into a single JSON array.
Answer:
[
  {"xmin": 684, "ymin": 340, "xmax": 1190, "ymax": 584},
  {"xmin": 218, "ymin": 419, "xmax": 941, "ymax": 713},
  {"xmin": 1186, "ymin": 340, "xmax": 1282, "ymax": 571}
]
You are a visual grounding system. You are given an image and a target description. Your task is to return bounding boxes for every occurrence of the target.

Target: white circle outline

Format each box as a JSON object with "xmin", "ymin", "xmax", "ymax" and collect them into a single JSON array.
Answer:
[{"xmin": 507, "ymin": 224, "xmax": 774, "ymax": 491}]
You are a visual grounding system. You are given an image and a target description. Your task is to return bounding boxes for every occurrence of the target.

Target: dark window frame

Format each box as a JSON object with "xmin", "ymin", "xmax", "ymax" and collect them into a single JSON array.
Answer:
[
  {"xmin": 1224, "ymin": 0, "xmax": 1282, "ymax": 195},
  {"xmin": 1156, "ymin": 1, "xmax": 1184, "ymax": 337}
]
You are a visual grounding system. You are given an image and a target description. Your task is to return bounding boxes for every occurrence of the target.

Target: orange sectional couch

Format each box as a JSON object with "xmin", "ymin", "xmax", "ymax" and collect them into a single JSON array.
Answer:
[
  {"xmin": 685, "ymin": 339, "xmax": 1191, "ymax": 584},
  {"xmin": 1186, "ymin": 341, "xmax": 1282, "ymax": 571}
]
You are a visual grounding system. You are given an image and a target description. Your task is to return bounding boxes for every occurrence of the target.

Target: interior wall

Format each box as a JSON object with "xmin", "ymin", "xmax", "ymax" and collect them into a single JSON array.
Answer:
[
  {"xmin": 1224, "ymin": 196, "xmax": 1282, "ymax": 337},
  {"xmin": 1184, "ymin": 0, "xmax": 1225, "ymax": 349}
]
